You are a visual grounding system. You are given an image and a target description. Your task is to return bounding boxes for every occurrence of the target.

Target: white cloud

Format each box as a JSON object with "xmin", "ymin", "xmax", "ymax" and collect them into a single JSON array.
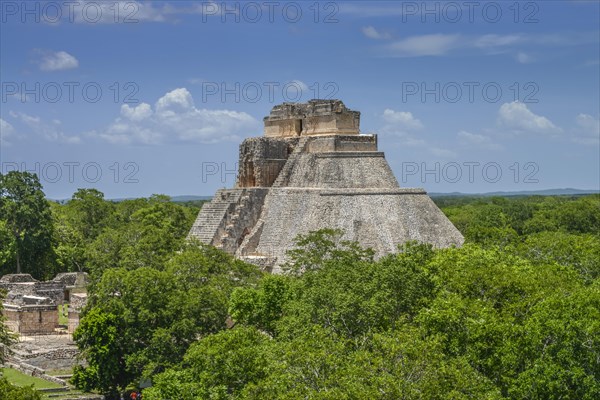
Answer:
[
  {"xmin": 0, "ymin": 118, "xmax": 15, "ymax": 134},
  {"xmin": 0, "ymin": 118, "xmax": 16, "ymax": 145},
  {"xmin": 457, "ymin": 130, "xmax": 502, "ymax": 150},
  {"xmin": 475, "ymin": 34, "xmax": 522, "ymax": 49},
  {"xmin": 497, "ymin": 102, "xmax": 562, "ymax": 135},
  {"xmin": 575, "ymin": 113, "xmax": 600, "ymax": 135},
  {"xmin": 380, "ymin": 32, "xmax": 599, "ymax": 59},
  {"xmin": 573, "ymin": 113, "xmax": 600, "ymax": 145},
  {"xmin": 62, "ymin": 1, "xmax": 256, "ymax": 24},
  {"xmin": 10, "ymin": 112, "xmax": 80, "ymax": 143},
  {"xmin": 121, "ymin": 103, "xmax": 153, "ymax": 121},
  {"xmin": 380, "ymin": 109, "xmax": 425, "ymax": 146},
  {"xmin": 155, "ymin": 88, "xmax": 195, "ymax": 116},
  {"xmin": 68, "ymin": 1, "xmax": 167, "ymax": 23},
  {"xmin": 340, "ymin": 3, "xmax": 405, "ymax": 17},
  {"xmin": 516, "ymin": 52, "xmax": 534, "ymax": 64},
  {"xmin": 382, "ymin": 109, "xmax": 423, "ymax": 130},
  {"xmin": 38, "ymin": 50, "xmax": 79, "ymax": 71},
  {"xmin": 93, "ymin": 88, "xmax": 260, "ymax": 145},
  {"xmin": 361, "ymin": 26, "xmax": 391, "ymax": 40},
  {"xmin": 386, "ymin": 34, "xmax": 461, "ymax": 57}
]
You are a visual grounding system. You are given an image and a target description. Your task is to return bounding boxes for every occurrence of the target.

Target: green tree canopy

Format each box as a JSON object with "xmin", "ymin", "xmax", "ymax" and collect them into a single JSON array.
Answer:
[{"xmin": 0, "ymin": 171, "xmax": 54, "ymax": 278}]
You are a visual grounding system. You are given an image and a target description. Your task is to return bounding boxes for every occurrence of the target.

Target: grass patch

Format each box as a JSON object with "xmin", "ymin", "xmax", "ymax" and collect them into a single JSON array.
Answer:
[
  {"xmin": 41, "ymin": 390, "xmax": 85, "ymax": 399},
  {"xmin": 45, "ymin": 368, "xmax": 73, "ymax": 376},
  {"xmin": 58, "ymin": 304, "xmax": 69, "ymax": 326},
  {"xmin": 1, "ymin": 368, "xmax": 63, "ymax": 389}
]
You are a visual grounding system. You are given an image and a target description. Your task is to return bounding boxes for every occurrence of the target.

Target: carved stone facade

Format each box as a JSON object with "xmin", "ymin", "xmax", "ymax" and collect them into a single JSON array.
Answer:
[
  {"xmin": 264, "ymin": 99, "xmax": 360, "ymax": 137},
  {"xmin": 189, "ymin": 100, "xmax": 464, "ymax": 272}
]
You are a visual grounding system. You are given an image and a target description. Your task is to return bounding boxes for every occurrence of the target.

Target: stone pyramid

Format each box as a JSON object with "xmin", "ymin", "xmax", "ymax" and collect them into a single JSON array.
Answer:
[{"xmin": 189, "ymin": 100, "xmax": 463, "ymax": 272}]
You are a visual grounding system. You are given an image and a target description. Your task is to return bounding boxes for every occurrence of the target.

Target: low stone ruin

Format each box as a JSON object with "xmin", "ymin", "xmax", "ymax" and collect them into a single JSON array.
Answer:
[
  {"xmin": 1, "ymin": 272, "xmax": 88, "ymax": 335},
  {"xmin": 68, "ymin": 293, "xmax": 87, "ymax": 334}
]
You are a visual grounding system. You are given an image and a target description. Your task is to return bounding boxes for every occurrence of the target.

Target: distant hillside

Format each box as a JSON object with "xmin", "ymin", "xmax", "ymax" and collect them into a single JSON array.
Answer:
[
  {"xmin": 50, "ymin": 195, "xmax": 212, "ymax": 203},
  {"xmin": 191, "ymin": 189, "xmax": 599, "ymax": 200},
  {"xmin": 429, "ymin": 188, "xmax": 599, "ymax": 197},
  {"xmin": 50, "ymin": 189, "xmax": 598, "ymax": 203},
  {"xmin": 170, "ymin": 195, "xmax": 213, "ymax": 202}
]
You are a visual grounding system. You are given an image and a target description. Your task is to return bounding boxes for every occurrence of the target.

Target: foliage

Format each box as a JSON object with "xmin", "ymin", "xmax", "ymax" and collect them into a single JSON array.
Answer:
[
  {"xmin": 0, "ymin": 376, "xmax": 42, "ymax": 400},
  {"xmin": 0, "ymin": 171, "xmax": 55, "ymax": 278},
  {"xmin": 152, "ymin": 226, "xmax": 599, "ymax": 399},
  {"xmin": 143, "ymin": 326, "xmax": 270, "ymax": 400},
  {"xmin": 73, "ymin": 244, "xmax": 261, "ymax": 398},
  {"xmin": 1, "ymin": 174, "xmax": 598, "ymax": 399}
]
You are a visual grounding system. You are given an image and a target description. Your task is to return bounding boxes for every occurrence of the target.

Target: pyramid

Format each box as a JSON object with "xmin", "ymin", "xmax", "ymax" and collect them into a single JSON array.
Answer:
[{"xmin": 188, "ymin": 100, "xmax": 464, "ymax": 272}]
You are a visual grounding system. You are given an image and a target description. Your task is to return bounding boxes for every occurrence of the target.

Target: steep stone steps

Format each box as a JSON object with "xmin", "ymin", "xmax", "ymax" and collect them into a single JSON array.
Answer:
[
  {"xmin": 188, "ymin": 189, "xmax": 245, "ymax": 245},
  {"xmin": 213, "ymin": 189, "xmax": 268, "ymax": 254},
  {"xmin": 272, "ymin": 136, "xmax": 309, "ymax": 187}
]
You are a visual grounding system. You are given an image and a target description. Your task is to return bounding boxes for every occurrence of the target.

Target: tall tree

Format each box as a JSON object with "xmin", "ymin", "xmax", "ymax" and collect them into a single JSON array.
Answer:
[
  {"xmin": 65, "ymin": 188, "xmax": 113, "ymax": 241},
  {"xmin": 0, "ymin": 171, "xmax": 54, "ymax": 277}
]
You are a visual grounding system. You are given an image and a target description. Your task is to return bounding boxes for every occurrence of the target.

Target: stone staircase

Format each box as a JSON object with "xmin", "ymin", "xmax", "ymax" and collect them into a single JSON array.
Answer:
[
  {"xmin": 188, "ymin": 189, "xmax": 245, "ymax": 245},
  {"xmin": 215, "ymin": 189, "xmax": 267, "ymax": 254},
  {"xmin": 188, "ymin": 188, "xmax": 268, "ymax": 255},
  {"xmin": 272, "ymin": 136, "xmax": 309, "ymax": 187},
  {"xmin": 188, "ymin": 137, "xmax": 310, "ymax": 259}
]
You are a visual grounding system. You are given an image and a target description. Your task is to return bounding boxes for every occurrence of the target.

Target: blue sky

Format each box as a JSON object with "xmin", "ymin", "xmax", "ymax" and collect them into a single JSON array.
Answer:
[{"xmin": 1, "ymin": 0, "xmax": 599, "ymax": 198}]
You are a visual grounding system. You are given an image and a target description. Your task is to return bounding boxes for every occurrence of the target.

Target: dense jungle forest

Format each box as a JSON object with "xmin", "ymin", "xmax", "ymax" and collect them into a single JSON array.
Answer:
[{"xmin": 1, "ymin": 171, "xmax": 599, "ymax": 399}]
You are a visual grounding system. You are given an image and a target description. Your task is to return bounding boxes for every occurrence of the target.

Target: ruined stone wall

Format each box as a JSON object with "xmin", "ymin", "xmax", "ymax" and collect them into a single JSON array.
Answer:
[
  {"xmin": 0, "ymin": 274, "xmax": 38, "ymax": 283},
  {"xmin": 307, "ymin": 135, "xmax": 377, "ymax": 153},
  {"xmin": 34, "ymin": 281, "xmax": 65, "ymax": 305},
  {"xmin": 68, "ymin": 312, "xmax": 80, "ymax": 334},
  {"xmin": 264, "ymin": 118, "xmax": 302, "ymax": 137},
  {"xmin": 0, "ymin": 276, "xmax": 66, "ymax": 305},
  {"xmin": 3, "ymin": 304, "xmax": 59, "ymax": 335},
  {"xmin": 301, "ymin": 113, "xmax": 359, "ymax": 136},
  {"xmin": 263, "ymin": 100, "xmax": 360, "ymax": 138},
  {"xmin": 236, "ymin": 137, "xmax": 295, "ymax": 187},
  {"xmin": 3, "ymin": 308, "xmax": 19, "ymax": 332},
  {"xmin": 0, "ymin": 282, "xmax": 36, "ymax": 298},
  {"xmin": 67, "ymin": 293, "xmax": 87, "ymax": 333},
  {"xmin": 69, "ymin": 293, "xmax": 87, "ymax": 311}
]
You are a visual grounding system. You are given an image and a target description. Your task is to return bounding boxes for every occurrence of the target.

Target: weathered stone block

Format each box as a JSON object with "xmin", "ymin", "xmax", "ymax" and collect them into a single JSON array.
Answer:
[
  {"xmin": 263, "ymin": 99, "xmax": 360, "ymax": 137},
  {"xmin": 2, "ymin": 303, "xmax": 59, "ymax": 335}
]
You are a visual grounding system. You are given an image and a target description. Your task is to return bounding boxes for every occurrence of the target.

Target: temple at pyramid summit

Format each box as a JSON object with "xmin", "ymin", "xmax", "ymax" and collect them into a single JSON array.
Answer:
[{"xmin": 188, "ymin": 100, "xmax": 464, "ymax": 272}]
